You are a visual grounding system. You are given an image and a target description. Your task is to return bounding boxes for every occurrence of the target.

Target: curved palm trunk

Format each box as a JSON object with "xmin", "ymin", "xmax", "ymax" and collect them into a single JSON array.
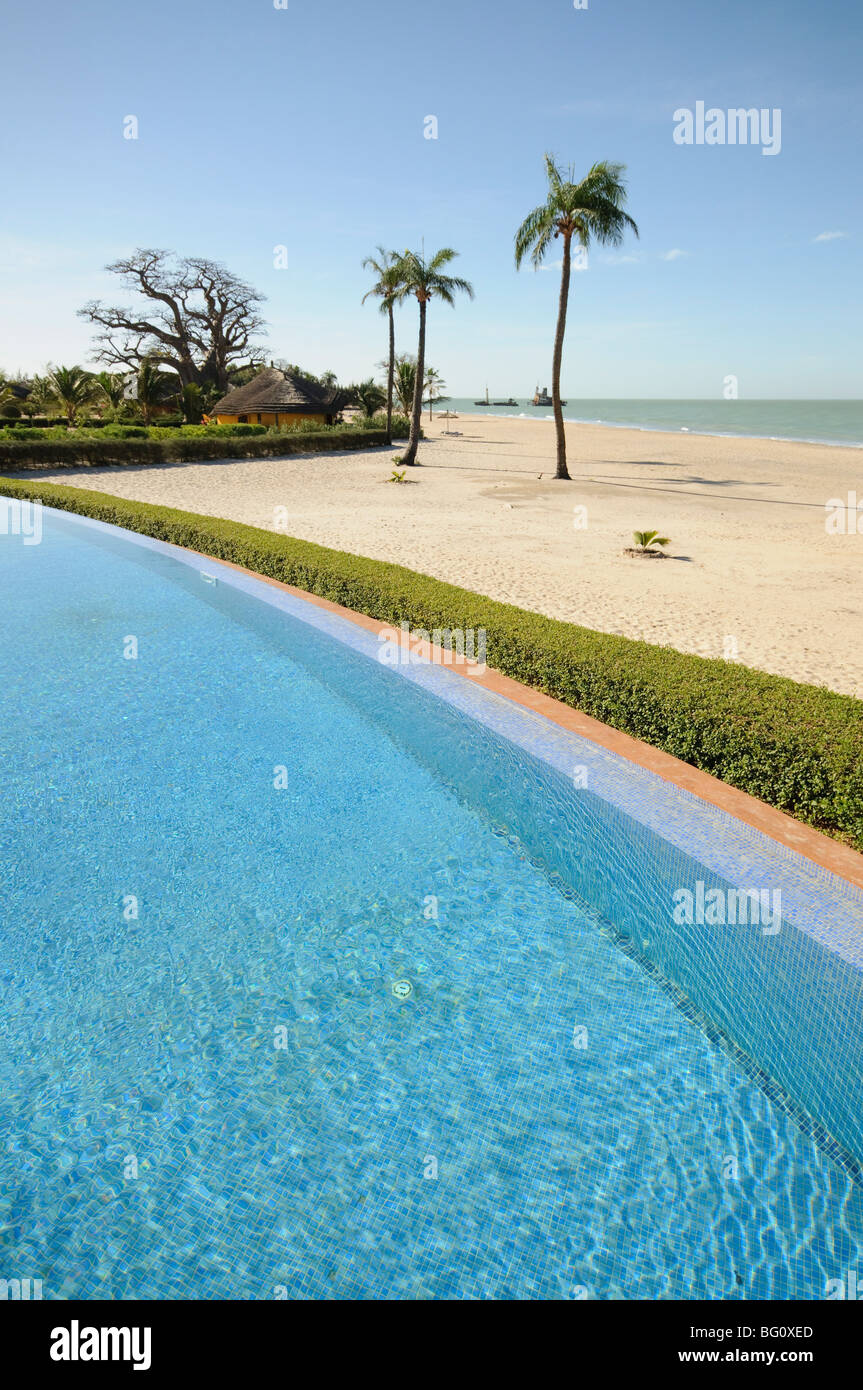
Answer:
[
  {"xmin": 403, "ymin": 295, "xmax": 426, "ymax": 466},
  {"xmin": 386, "ymin": 302, "xmax": 395, "ymax": 446},
  {"xmin": 551, "ymin": 233, "xmax": 573, "ymax": 481}
]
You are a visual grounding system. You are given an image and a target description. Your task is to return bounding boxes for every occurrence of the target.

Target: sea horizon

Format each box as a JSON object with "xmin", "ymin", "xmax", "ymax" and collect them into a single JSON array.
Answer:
[{"xmin": 433, "ymin": 398, "xmax": 863, "ymax": 448}]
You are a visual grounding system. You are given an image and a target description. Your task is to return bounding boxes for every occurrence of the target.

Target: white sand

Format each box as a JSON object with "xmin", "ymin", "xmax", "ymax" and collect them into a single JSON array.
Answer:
[{"xmin": 30, "ymin": 413, "xmax": 863, "ymax": 698}]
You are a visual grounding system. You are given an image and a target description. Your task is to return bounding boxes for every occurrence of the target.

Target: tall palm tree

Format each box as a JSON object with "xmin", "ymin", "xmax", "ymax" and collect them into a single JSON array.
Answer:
[
  {"xmin": 362, "ymin": 247, "xmax": 404, "ymax": 446},
  {"xmin": 515, "ymin": 155, "xmax": 638, "ymax": 480},
  {"xmin": 397, "ymin": 248, "xmax": 473, "ymax": 466},
  {"xmin": 44, "ymin": 365, "xmax": 98, "ymax": 425}
]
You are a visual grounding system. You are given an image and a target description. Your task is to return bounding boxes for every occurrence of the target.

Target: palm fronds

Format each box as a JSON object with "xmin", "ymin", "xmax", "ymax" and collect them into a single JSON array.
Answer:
[{"xmin": 632, "ymin": 530, "xmax": 671, "ymax": 552}]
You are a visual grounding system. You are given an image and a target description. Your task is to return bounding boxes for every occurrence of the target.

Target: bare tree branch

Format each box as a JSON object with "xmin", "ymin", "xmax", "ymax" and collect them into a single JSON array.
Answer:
[{"xmin": 78, "ymin": 249, "xmax": 267, "ymax": 391}]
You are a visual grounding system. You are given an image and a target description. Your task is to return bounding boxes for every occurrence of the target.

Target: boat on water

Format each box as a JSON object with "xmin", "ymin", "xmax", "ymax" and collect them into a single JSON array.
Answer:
[
  {"xmin": 474, "ymin": 389, "xmax": 520, "ymax": 407},
  {"xmin": 532, "ymin": 385, "xmax": 567, "ymax": 406}
]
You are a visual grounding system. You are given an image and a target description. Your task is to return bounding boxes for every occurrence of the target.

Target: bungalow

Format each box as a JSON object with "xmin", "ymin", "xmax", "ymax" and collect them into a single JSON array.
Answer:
[{"xmin": 209, "ymin": 367, "xmax": 343, "ymax": 428}]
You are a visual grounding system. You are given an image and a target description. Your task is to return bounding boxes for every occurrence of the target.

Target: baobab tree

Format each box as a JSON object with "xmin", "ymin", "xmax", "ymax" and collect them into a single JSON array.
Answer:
[{"xmin": 79, "ymin": 249, "xmax": 266, "ymax": 394}]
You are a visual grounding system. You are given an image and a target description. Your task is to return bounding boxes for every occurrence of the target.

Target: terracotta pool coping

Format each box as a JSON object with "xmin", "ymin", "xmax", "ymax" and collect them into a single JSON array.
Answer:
[{"xmin": 198, "ymin": 551, "xmax": 863, "ymax": 893}]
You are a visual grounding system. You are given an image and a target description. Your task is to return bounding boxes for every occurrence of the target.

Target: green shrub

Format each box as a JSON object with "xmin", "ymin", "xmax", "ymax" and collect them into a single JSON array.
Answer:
[
  {"xmin": 0, "ymin": 417, "xmax": 67, "ymax": 429},
  {"xmin": 158, "ymin": 424, "xmax": 209, "ymax": 437},
  {"xmin": 100, "ymin": 424, "xmax": 149, "ymax": 439},
  {"xmin": 0, "ymin": 475, "xmax": 861, "ymax": 850},
  {"xmin": 202, "ymin": 422, "xmax": 268, "ymax": 437},
  {"xmin": 0, "ymin": 421, "xmax": 274, "ymax": 443},
  {"xmin": 0, "ymin": 430, "xmax": 387, "ymax": 470},
  {"xmin": 7, "ymin": 425, "xmax": 70, "ymax": 440},
  {"xmin": 359, "ymin": 412, "xmax": 413, "ymax": 438},
  {"xmin": 268, "ymin": 418, "xmax": 335, "ymax": 435}
]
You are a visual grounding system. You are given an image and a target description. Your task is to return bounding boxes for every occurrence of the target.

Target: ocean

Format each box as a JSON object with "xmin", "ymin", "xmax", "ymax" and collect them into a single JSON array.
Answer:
[{"xmin": 434, "ymin": 399, "xmax": 863, "ymax": 448}]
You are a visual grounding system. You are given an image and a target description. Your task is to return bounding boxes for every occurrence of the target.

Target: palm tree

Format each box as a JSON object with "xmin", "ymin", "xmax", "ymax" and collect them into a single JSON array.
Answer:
[
  {"xmin": 515, "ymin": 155, "xmax": 638, "ymax": 480},
  {"xmin": 391, "ymin": 355, "xmax": 418, "ymax": 418},
  {"xmin": 44, "ymin": 365, "xmax": 98, "ymax": 425},
  {"xmin": 632, "ymin": 529, "xmax": 671, "ymax": 555},
  {"xmin": 354, "ymin": 378, "xmax": 387, "ymax": 418},
  {"xmin": 18, "ymin": 383, "xmax": 41, "ymax": 420},
  {"xmin": 135, "ymin": 360, "xmax": 179, "ymax": 425},
  {"xmin": 95, "ymin": 370, "xmax": 127, "ymax": 412},
  {"xmin": 397, "ymin": 248, "xmax": 473, "ymax": 466},
  {"xmin": 182, "ymin": 382, "xmax": 204, "ymax": 424},
  {"xmin": 362, "ymin": 247, "xmax": 404, "ymax": 445},
  {"xmin": 0, "ymin": 372, "xmax": 19, "ymax": 417},
  {"xmin": 424, "ymin": 367, "xmax": 446, "ymax": 420},
  {"xmin": 26, "ymin": 374, "xmax": 55, "ymax": 419}
]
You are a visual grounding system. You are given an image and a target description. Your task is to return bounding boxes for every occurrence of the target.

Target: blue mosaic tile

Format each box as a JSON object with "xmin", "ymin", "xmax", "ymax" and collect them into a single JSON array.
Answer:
[{"xmin": 0, "ymin": 505, "xmax": 861, "ymax": 1301}]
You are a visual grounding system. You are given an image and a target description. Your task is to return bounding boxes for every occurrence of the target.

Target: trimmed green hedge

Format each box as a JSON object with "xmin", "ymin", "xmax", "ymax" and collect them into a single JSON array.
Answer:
[
  {"xmin": 2, "ymin": 475, "xmax": 862, "ymax": 851},
  {"xmin": 358, "ymin": 412, "xmax": 414, "ymax": 438},
  {"xmin": 0, "ymin": 430, "xmax": 387, "ymax": 469}
]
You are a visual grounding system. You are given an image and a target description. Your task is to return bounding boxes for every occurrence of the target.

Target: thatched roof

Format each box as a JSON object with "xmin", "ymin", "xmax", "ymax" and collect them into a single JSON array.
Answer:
[{"xmin": 211, "ymin": 368, "xmax": 344, "ymax": 416}]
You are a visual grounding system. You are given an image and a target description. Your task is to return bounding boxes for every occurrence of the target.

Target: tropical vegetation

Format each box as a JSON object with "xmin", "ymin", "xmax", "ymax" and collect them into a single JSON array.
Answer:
[
  {"xmin": 42, "ymin": 365, "xmax": 99, "ymax": 425},
  {"xmin": 0, "ymin": 426, "xmax": 387, "ymax": 470},
  {"xmin": 390, "ymin": 355, "xmax": 418, "ymax": 419},
  {"xmin": 95, "ymin": 371, "xmax": 127, "ymax": 410},
  {"xmin": 362, "ymin": 247, "xmax": 403, "ymax": 444},
  {"xmin": 10, "ymin": 160, "xmax": 642, "ymax": 472},
  {"xmin": 0, "ymin": 372, "xmax": 20, "ymax": 416},
  {"xmin": 396, "ymin": 248, "xmax": 473, "ymax": 466},
  {"xmin": 631, "ymin": 529, "xmax": 671, "ymax": 554},
  {"xmin": 424, "ymin": 367, "xmax": 447, "ymax": 419},
  {"xmin": 353, "ymin": 377, "xmax": 387, "ymax": 419},
  {"xmin": 515, "ymin": 155, "xmax": 638, "ymax": 479}
]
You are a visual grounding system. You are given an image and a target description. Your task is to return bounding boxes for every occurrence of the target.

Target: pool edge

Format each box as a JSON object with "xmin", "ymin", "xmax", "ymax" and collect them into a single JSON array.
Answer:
[{"xmin": 195, "ymin": 550, "xmax": 863, "ymax": 894}]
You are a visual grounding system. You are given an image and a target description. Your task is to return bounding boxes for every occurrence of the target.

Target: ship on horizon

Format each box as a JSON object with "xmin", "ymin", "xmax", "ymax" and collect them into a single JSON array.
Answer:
[
  {"xmin": 532, "ymin": 384, "xmax": 567, "ymax": 407},
  {"xmin": 474, "ymin": 387, "xmax": 520, "ymax": 407}
]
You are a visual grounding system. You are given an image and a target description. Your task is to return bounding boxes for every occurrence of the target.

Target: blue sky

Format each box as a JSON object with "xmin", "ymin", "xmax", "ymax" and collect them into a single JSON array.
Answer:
[{"xmin": 1, "ymin": 0, "xmax": 860, "ymax": 397}]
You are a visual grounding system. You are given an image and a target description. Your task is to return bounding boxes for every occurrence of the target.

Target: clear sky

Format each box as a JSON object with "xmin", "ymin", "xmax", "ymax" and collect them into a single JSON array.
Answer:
[{"xmin": 1, "ymin": 0, "xmax": 860, "ymax": 397}]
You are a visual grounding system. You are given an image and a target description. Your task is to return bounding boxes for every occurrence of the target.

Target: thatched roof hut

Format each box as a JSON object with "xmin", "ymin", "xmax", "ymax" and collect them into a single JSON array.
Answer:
[{"xmin": 210, "ymin": 368, "xmax": 345, "ymax": 425}]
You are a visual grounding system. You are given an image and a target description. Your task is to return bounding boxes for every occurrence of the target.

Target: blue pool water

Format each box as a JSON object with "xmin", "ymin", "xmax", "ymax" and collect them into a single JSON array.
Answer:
[{"xmin": 1, "ymin": 506, "xmax": 862, "ymax": 1300}]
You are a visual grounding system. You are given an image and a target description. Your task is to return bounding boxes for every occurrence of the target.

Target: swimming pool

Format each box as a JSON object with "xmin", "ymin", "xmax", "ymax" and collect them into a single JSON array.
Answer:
[{"xmin": 1, "ymin": 504, "xmax": 862, "ymax": 1300}]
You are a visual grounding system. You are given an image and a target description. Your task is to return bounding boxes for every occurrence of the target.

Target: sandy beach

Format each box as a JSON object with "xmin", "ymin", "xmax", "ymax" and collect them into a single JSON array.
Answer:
[{"xmin": 27, "ymin": 413, "xmax": 863, "ymax": 698}]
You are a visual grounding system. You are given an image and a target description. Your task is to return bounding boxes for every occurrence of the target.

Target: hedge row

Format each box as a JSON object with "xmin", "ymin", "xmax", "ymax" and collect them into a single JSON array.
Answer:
[
  {"xmin": 1, "ymin": 417, "xmax": 77, "ymax": 429},
  {"xmin": 0, "ymin": 430, "xmax": 388, "ymax": 469},
  {"xmin": 2, "ymin": 422, "xmax": 272, "ymax": 442},
  {"xmin": 2, "ymin": 476, "xmax": 862, "ymax": 850},
  {"xmin": 0, "ymin": 417, "xmax": 184, "ymax": 430}
]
